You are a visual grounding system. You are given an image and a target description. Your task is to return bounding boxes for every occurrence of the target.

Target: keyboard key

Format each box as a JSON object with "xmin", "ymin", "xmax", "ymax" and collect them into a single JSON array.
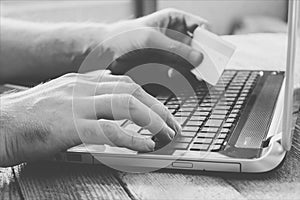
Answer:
[
  {"xmin": 194, "ymin": 138, "xmax": 213, "ymax": 144},
  {"xmin": 190, "ymin": 116, "xmax": 206, "ymax": 121},
  {"xmin": 210, "ymin": 115, "xmax": 226, "ymax": 120},
  {"xmin": 181, "ymin": 103, "xmax": 196, "ymax": 107},
  {"xmin": 166, "ymin": 104, "xmax": 179, "ymax": 109},
  {"xmin": 211, "ymin": 144, "xmax": 222, "ymax": 151},
  {"xmin": 173, "ymin": 143, "xmax": 189, "ymax": 150},
  {"xmin": 174, "ymin": 116, "xmax": 188, "ymax": 125},
  {"xmin": 214, "ymin": 106, "xmax": 231, "ymax": 110},
  {"xmin": 197, "ymin": 107, "xmax": 213, "ymax": 112},
  {"xmin": 230, "ymin": 82, "xmax": 244, "ymax": 86},
  {"xmin": 224, "ymin": 93, "xmax": 238, "ymax": 97},
  {"xmin": 199, "ymin": 102, "xmax": 212, "ymax": 107},
  {"xmin": 236, "ymin": 101, "xmax": 244, "ymax": 105},
  {"xmin": 217, "ymin": 133, "xmax": 227, "ymax": 139},
  {"xmin": 216, "ymin": 101, "xmax": 234, "ymax": 107},
  {"xmin": 242, "ymin": 89, "xmax": 250, "ymax": 93},
  {"xmin": 228, "ymin": 86, "xmax": 242, "ymax": 90},
  {"xmin": 180, "ymin": 107, "xmax": 194, "ymax": 112},
  {"xmin": 185, "ymin": 121, "xmax": 204, "ymax": 127},
  {"xmin": 221, "ymin": 97, "xmax": 235, "ymax": 101},
  {"xmin": 223, "ymin": 123, "xmax": 233, "ymax": 128},
  {"xmin": 238, "ymin": 97, "xmax": 246, "ymax": 101},
  {"xmin": 175, "ymin": 111, "xmax": 191, "ymax": 117},
  {"xmin": 181, "ymin": 131, "xmax": 197, "ymax": 137},
  {"xmin": 166, "ymin": 101, "xmax": 180, "ymax": 105},
  {"xmin": 182, "ymin": 126, "xmax": 199, "ymax": 132},
  {"xmin": 231, "ymin": 109, "xmax": 240, "ymax": 114},
  {"xmin": 214, "ymin": 139, "xmax": 225, "ymax": 144},
  {"xmin": 226, "ymin": 89, "xmax": 240, "ymax": 94},
  {"xmin": 226, "ymin": 118, "xmax": 235, "ymax": 123},
  {"xmin": 193, "ymin": 111, "xmax": 210, "ymax": 116},
  {"xmin": 229, "ymin": 113, "xmax": 238, "ymax": 118},
  {"xmin": 157, "ymin": 96, "xmax": 169, "ymax": 101},
  {"xmin": 175, "ymin": 137, "xmax": 193, "ymax": 143},
  {"xmin": 125, "ymin": 124, "xmax": 142, "ymax": 132},
  {"xmin": 201, "ymin": 127, "xmax": 219, "ymax": 132},
  {"xmin": 212, "ymin": 110, "xmax": 228, "ymax": 115},
  {"xmin": 234, "ymin": 105, "xmax": 242, "ymax": 109},
  {"xmin": 205, "ymin": 119, "xmax": 223, "ymax": 127},
  {"xmin": 197, "ymin": 132, "xmax": 216, "ymax": 138},
  {"xmin": 220, "ymin": 128, "xmax": 230, "ymax": 134},
  {"xmin": 203, "ymin": 99, "xmax": 218, "ymax": 103},
  {"xmin": 190, "ymin": 144, "xmax": 209, "ymax": 151}
]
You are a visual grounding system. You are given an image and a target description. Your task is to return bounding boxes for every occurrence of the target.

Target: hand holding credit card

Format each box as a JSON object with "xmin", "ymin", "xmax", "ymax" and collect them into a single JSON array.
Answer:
[{"xmin": 191, "ymin": 27, "xmax": 236, "ymax": 85}]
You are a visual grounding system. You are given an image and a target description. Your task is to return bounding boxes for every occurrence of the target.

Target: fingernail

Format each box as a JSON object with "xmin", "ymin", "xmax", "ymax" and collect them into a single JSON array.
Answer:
[
  {"xmin": 148, "ymin": 140, "xmax": 155, "ymax": 151},
  {"xmin": 168, "ymin": 128, "xmax": 176, "ymax": 139},
  {"xmin": 172, "ymin": 115, "xmax": 182, "ymax": 134},
  {"xmin": 189, "ymin": 50, "xmax": 203, "ymax": 67},
  {"xmin": 176, "ymin": 122, "xmax": 182, "ymax": 134}
]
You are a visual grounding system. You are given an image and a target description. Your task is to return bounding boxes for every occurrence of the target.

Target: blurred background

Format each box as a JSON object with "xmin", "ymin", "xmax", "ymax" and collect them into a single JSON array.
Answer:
[{"xmin": 1, "ymin": 0, "xmax": 298, "ymax": 35}]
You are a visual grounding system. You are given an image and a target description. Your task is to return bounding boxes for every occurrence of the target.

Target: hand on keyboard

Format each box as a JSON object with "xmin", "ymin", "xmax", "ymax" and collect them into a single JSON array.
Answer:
[{"xmin": 0, "ymin": 70, "xmax": 181, "ymax": 166}]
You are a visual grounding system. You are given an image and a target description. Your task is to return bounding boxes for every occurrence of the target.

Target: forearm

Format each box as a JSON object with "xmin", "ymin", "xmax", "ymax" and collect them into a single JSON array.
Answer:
[{"xmin": 0, "ymin": 18, "xmax": 110, "ymax": 85}]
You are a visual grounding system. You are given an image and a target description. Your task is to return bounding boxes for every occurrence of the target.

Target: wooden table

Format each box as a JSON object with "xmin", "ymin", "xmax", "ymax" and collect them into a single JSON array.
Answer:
[{"xmin": 1, "ymin": 34, "xmax": 300, "ymax": 200}]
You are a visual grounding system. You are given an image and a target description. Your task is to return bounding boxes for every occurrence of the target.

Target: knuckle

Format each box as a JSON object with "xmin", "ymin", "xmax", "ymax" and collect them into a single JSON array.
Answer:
[
  {"xmin": 120, "ymin": 75, "xmax": 133, "ymax": 83},
  {"xmin": 61, "ymin": 72, "xmax": 78, "ymax": 79},
  {"xmin": 143, "ymin": 29, "xmax": 158, "ymax": 45},
  {"xmin": 163, "ymin": 8, "xmax": 178, "ymax": 15},
  {"xmin": 130, "ymin": 83, "xmax": 144, "ymax": 97},
  {"xmin": 161, "ymin": 103, "xmax": 169, "ymax": 114}
]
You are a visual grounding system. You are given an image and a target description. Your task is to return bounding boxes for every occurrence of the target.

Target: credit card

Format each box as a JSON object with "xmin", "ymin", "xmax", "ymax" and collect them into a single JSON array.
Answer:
[{"xmin": 191, "ymin": 27, "xmax": 236, "ymax": 85}]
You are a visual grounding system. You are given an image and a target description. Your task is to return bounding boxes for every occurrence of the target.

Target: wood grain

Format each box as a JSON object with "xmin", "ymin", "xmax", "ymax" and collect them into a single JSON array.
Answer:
[
  {"xmin": 13, "ymin": 163, "xmax": 130, "ymax": 200},
  {"xmin": 118, "ymin": 171, "xmax": 246, "ymax": 200},
  {"xmin": 0, "ymin": 167, "xmax": 22, "ymax": 200}
]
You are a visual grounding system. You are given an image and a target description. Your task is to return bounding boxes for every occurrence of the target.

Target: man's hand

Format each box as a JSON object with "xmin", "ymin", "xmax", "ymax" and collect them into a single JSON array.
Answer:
[
  {"xmin": 0, "ymin": 70, "xmax": 180, "ymax": 167},
  {"xmin": 0, "ymin": 9, "xmax": 207, "ymax": 84},
  {"xmin": 105, "ymin": 8, "xmax": 208, "ymax": 74}
]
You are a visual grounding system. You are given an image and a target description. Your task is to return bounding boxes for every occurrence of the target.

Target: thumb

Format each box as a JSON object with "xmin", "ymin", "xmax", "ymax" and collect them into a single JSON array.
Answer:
[{"xmin": 149, "ymin": 31, "xmax": 204, "ymax": 67}]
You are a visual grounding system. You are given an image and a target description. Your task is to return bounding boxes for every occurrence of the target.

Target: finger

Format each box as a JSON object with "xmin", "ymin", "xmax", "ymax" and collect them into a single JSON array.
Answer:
[
  {"xmin": 93, "ymin": 82, "xmax": 181, "ymax": 134},
  {"xmin": 84, "ymin": 69, "xmax": 111, "ymax": 76},
  {"xmin": 170, "ymin": 9, "xmax": 209, "ymax": 32},
  {"xmin": 63, "ymin": 70, "xmax": 110, "ymax": 82},
  {"xmin": 79, "ymin": 120, "xmax": 155, "ymax": 152},
  {"xmin": 149, "ymin": 31, "xmax": 203, "ymax": 67},
  {"xmin": 81, "ymin": 94, "xmax": 175, "ymax": 143},
  {"xmin": 82, "ymin": 71, "xmax": 134, "ymax": 83}
]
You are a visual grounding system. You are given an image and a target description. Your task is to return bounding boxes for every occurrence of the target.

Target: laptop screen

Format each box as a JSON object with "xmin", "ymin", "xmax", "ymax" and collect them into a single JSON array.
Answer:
[
  {"xmin": 282, "ymin": 0, "xmax": 299, "ymax": 151},
  {"xmin": 292, "ymin": 0, "xmax": 300, "ymax": 147}
]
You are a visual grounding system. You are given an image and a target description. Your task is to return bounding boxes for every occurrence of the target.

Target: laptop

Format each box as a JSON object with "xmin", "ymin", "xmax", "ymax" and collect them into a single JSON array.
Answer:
[{"xmin": 0, "ymin": 0, "xmax": 298, "ymax": 173}]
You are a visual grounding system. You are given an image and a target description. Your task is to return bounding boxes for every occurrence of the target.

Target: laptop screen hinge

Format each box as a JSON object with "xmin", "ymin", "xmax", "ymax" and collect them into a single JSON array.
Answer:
[{"xmin": 262, "ymin": 132, "xmax": 282, "ymax": 148}]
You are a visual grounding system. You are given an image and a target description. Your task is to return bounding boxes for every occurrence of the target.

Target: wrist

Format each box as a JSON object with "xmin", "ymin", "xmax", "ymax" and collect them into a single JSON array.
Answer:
[
  {"xmin": 0, "ymin": 95, "xmax": 44, "ymax": 167},
  {"xmin": 0, "ymin": 97, "xmax": 18, "ymax": 166}
]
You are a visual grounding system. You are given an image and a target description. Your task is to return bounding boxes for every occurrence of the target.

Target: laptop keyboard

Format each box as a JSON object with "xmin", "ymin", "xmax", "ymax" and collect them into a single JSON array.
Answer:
[{"xmin": 123, "ymin": 70, "xmax": 260, "ymax": 152}]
